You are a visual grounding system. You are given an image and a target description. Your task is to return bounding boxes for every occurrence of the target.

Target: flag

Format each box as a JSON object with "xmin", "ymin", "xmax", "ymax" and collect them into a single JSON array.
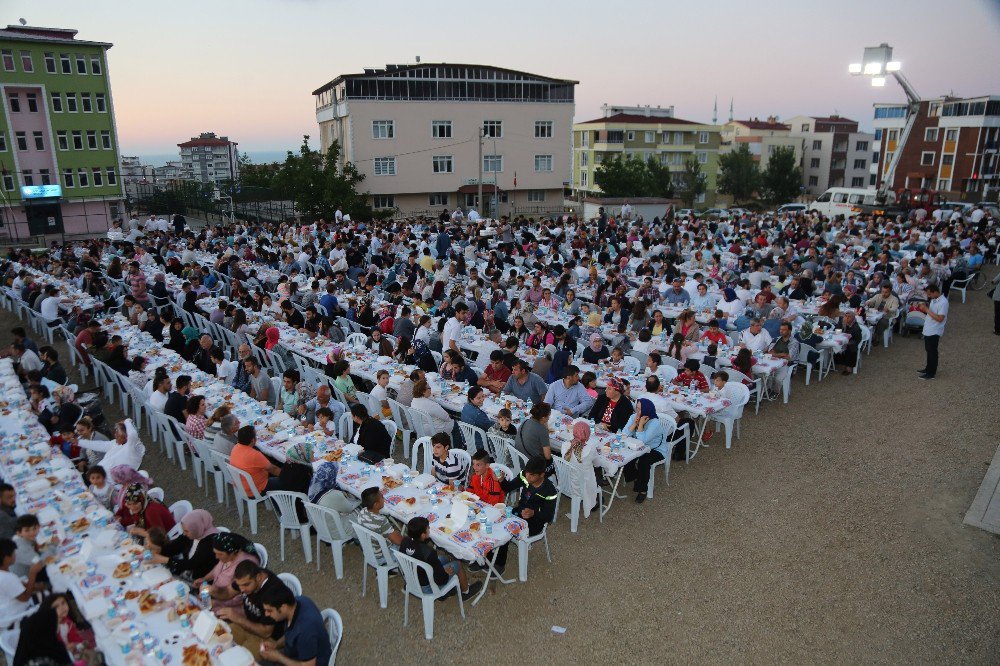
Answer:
[{"xmin": 513, "ymin": 171, "xmax": 517, "ymax": 188}]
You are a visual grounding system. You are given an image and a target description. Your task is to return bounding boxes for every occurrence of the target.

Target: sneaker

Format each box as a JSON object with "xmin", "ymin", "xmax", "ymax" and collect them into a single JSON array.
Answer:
[
  {"xmin": 461, "ymin": 581, "xmax": 483, "ymax": 600},
  {"xmin": 635, "ymin": 493, "xmax": 647, "ymax": 504},
  {"xmin": 916, "ymin": 369, "xmax": 927, "ymax": 374},
  {"xmin": 918, "ymin": 374, "xmax": 935, "ymax": 380}
]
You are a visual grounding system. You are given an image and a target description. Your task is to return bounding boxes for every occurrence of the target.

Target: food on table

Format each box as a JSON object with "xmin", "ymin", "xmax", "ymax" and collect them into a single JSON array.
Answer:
[
  {"xmin": 470, "ymin": 522, "xmax": 481, "ymax": 532},
  {"xmin": 112, "ymin": 562, "xmax": 132, "ymax": 579},
  {"xmin": 27, "ymin": 455, "xmax": 44, "ymax": 466},
  {"xmin": 382, "ymin": 476, "xmax": 401, "ymax": 489},
  {"xmin": 323, "ymin": 450, "xmax": 343, "ymax": 462},
  {"xmin": 182, "ymin": 645, "xmax": 212, "ymax": 666},
  {"xmin": 69, "ymin": 517, "xmax": 90, "ymax": 533},
  {"xmin": 403, "ymin": 497, "xmax": 417, "ymax": 506},
  {"xmin": 137, "ymin": 591, "xmax": 162, "ymax": 614},
  {"xmin": 124, "ymin": 589, "xmax": 147, "ymax": 601}
]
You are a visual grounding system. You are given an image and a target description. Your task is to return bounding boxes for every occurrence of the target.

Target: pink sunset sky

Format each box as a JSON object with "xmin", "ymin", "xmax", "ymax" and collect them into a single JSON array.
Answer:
[{"xmin": 6, "ymin": 0, "xmax": 1000, "ymax": 157}]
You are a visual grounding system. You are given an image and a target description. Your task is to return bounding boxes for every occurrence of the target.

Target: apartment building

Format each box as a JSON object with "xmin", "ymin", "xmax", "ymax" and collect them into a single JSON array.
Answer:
[
  {"xmin": 572, "ymin": 107, "xmax": 722, "ymax": 206},
  {"xmin": 312, "ymin": 64, "xmax": 577, "ymax": 217},
  {"xmin": 0, "ymin": 24, "xmax": 124, "ymax": 237},
  {"xmin": 178, "ymin": 132, "xmax": 239, "ymax": 187},
  {"xmin": 786, "ymin": 115, "xmax": 875, "ymax": 195},
  {"xmin": 872, "ymin": 95, "xmax": 1000, "ymax": 199},
  {"xmin": 720, "ymin": 117, "xmax": 802, "ymax": 170}
]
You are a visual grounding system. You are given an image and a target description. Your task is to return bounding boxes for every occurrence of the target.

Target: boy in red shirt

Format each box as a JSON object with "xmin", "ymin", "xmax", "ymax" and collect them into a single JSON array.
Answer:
[{"xmin": 467, "ymin": 450, "xmax": 505, "ymax": 504}]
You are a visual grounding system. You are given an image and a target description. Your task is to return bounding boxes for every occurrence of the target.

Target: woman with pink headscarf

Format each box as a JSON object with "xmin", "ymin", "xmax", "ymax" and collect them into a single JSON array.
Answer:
[
  {"xmin": 150, "ymin": 509, "xmax": 220, "ymax": 581},
  {"xmin": 560, "ymin": 419, "xmax": 599, "ymax": 517}
]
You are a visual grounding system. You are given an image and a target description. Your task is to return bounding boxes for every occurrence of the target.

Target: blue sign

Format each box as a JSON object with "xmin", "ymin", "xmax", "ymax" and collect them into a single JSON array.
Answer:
[{"xmin": 20, "ymin": 184, "xmax": 63, "ymax": 199}]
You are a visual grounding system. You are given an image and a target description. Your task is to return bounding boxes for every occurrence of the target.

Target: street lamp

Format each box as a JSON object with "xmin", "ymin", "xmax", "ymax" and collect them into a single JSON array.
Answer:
[{"xmin": 848, "ymin": 42, "xmax": 916, "ymax": 107}]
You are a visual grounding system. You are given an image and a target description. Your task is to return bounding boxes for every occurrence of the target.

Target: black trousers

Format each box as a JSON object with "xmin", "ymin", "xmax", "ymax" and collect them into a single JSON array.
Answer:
[
  {"xmin": 623, "ymin": 450, "xmax": 665, "ymax": 493},
  {"xmin": 994, "ymin": 300, "xmax": 1000, "ymax": 334},
  {"xmin": 923, "ymin": 334, "xmax": 940, "ymax": 377}
]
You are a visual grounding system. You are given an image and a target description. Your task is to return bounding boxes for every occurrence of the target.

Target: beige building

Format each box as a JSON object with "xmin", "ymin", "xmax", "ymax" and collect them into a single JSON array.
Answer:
[
  {"xmin": 786, "ymin": 115, "xmax": 874, "ymax": 195},
  {"xmin": 721, "ymin": 117, "xmax": 803, "ymax": 170},
  {"xmin": 312, "ymin": 64, "xmax": 577, "ymax": 217}
]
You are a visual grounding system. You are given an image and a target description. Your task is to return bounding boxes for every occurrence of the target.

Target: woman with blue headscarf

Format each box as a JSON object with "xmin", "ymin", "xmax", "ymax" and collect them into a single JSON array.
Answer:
[
  {"xmin": 308, "ymin": 461, "xmax": 359, "ymax": 514},
  {"xmin": 621, "ymin": 398, "xmax": 668, "ymax": 504},
  {"xmin": 717, "ymin": 287, "xmax": 743, "ymax": 321}
]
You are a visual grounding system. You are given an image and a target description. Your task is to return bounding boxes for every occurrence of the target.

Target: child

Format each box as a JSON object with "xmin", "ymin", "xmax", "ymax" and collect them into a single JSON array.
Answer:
[
  {"xmin": 87, "ymin": 465, "xmax": 115, "ymax": 510},
  {"xmin": 701, "ymin": 319, "xmax": 729, "ymax": 346},
  {"xmin": 632, "ymin": 329, "xmax": 653, "ymax": 354},
  {"xmin": 467, "ymin": 450, "xmax": 505, "ymax": 504},
  {"xmin": 486, "ymin": 456, "xmax": 558, "ymax": 574},
  {"xmin": 370, "ymin": 370, "xmax": 393, "ymax": 418},
  {"xmin": 145, "ymin": 526, "xmax": 168, "ymax": 555},
  {"xmin": 488, "ymin": 408, "xmax": 517, "ymax": 439},
  {"xmin": 430, "ymin": 432, "xmax": 465, "ymax": 487},
  {"xmin": 702, "ymin": 344, "xmax": 719, "ymax": 369},
  {"xmin": 581, "ymin": 371, "xmax": 598, "ymax": 399},
  {"xmin": 314, "ymin": 406, "xmax": 336, "ymax": 436}
]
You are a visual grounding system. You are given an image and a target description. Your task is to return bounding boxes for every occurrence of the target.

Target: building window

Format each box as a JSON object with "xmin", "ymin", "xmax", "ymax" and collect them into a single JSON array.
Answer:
[
  {"xmin": 644, "ymin": 131, "xmax": 655, "ymax": 143},
  {"xmin": 928, "ymin": 102, "xmax": 942, "ymax": 117},
  {"xmin": 373, "ymin": 157, "xmax": 396, "ymax": 176},
  {"xmin": 535, "ymin": 121, "xmax": 553, "ymax": 138},
  {"xmin": 851, "ymin": 177, "xmax": 865, "ymax": 187},
  {"xmin": 75, "ymin": 54, "xmax": 87, "ymax": 74},
  {"xmin": 1, "ymin": 174, "xmax": 12, "ymax": 191},
  {"xmin": 51, "ymin": 93, "xmax": 63, "ymax": 112},
  {"xmin": 32, "ymin": 131, "xmax": 44, "ymax": 151},
  {"xmin": 483, "ymin": 120, "xmax": 503, "ymax": 138},
  {"xmin": 812, "ymin": 140, "xmax": 822, "ymax": 150},
  {"xmin": 431, "ymin": 120, "xmax": 451, "ymax": 138},
  {"xmin": 101, "ymin": 131, "xmax": 112, "ymax": 149},
  {"xmin": 580, "ymin": 131, "xmax": 589, "ymax": 148},
  {"xmin": 56, "ymin": 131, "xmax": 68, "ymax": 150},
  {"xmin": 695, "ymin": 192, "xmax": 706, "ymax": 204},
  {"xmin": 483, "ymin": 154, "xmax": 503, "ymax": 172},
  {"xmin": 920, "ymin": 151, "xmax": 935, "ymax": 166},
  {"xmin": 937, "ymin": 179, "xmax": 950, "ymax": 191},
  {"xmin": 81, "ymin": 93, "xmax": 92, "ymax": 113},
  {"xmin": 699, "ymin": 131, "xmax": 710, "ymax": 144},
  {"xmin": 66, "ymin": 94, "xmax": 77, "ymax": 112},
  {"xmin": 106, "ymin": 168, "xmax": 117, "ymax": 185},
  {"xmin": 887, "ymin": 129, "xmax": 898, "ymax": 142},
  {"xmin": 372, "ymin": 120, "xmax": 394, "ymax": 139},
  {"xmin": 19, "ymin": 50, "xmax": 32, "ymax": 72},
  {"xmin": 924, "ymin": 128, "xmax": 938, "ymax": 142},
  {"xmin": 855, "ymin": 140, "xmax": 869, "ymax": 151},
  {"xmin": 432, "ymin": 155, "xmax": 453, "ymax": 173},
  {"xmin": 580, "ymin": 152, "xmax": 589, "ymax": 167},
  {"xmin": 853, "ymin": 159, "xmax": 866, "ymax": 169},
  {"xmin": 673, "ymin": 132, "xmax": 684, "ymax": 145},
  {"xmin": 606, "ymin": 130, "xmax": 624, "ymax": 143},
  {"xmin": 26, "ymin": 93, "xmax": 38, "ymax": 113},
  {"xmin": 800, "ymin": 123, "xmax": 810, "ymax": 132},
  {"xmin": 22, "ymin": 170, "xmax": 33, "ymax": 186},
  {"xmin": 945, "ymin": 129, "xmax": 957, "ymax": 141},
  {"xmin": 696, "ymin": 151, "xmax": 708, "ymax": 164},
  {"xmin": 0, "ymin": 132, "xmax": 5, "ymax": 151},
  {"xmin": 92, "ymin": 168, "xmax": 103, "ymax": 186},
  {"xmin": 580, "ymin": 170, "xmax": 588, "ymax": 187},
  {"xmin": 872, "ymin": 151, "xmax": 879, "ymax": 163},
  {"xmin": 39, "ymin": 169, "xmax": 50, "ymax": 185},
  {"xmin": 96, "ymin": 93, "xmax": 107, "ymax": 112},
  {"xmin": 534, "ymin": 154, "xmax": 553, "ymax": 172},
  {"xmin": 44, "ymin": 53, "xmax": 56, "ymax": 73},
  {"xmin": 808, "ymin": 176, "xmax": 818, "ymax": 186},
  {"xmin": 884, "ymin": 152, "xmax": 894, "ymax": 166},
  {"xmin": 85, "ymin": 131, "xmax": 97, "ymax": 149},
  {"xmin": 1, "ymin": 50, "xmax": 13, "ymax": 71},
  {"xmin": 942, "ymin": 154, "xmax": 954, "ymax": 166},
  {"xmin": 372, "ymin": 195, "xmax": 394, "ymax": 209},
  {"xmin": 59, "ymin": 53, "xmax": 71, "ymax": 73},
  {"xmin": 7, "ymin": 94, "xmax": 20, "ymax": 113},
  {"xmin": 810, "ymin": 158, "xmax": 820, "ymax": 168},
  {"xmin": 90, "ymin": 55, "xmax": 102, "ymax": 75},
  {"xmin": 63, "ymin": 169, "xmax": 74, "ymax": 187},
  {"xmin": 626, "ymin": 131, "xmax": 635, "ymax": 141},
  {"xmin": 15, "ymin": 132, "xmax": 27, "ymax": 151},
  {"xmin": 874, "ymin": 129, "xmax": 882, "ymax": 141},
  {"xmin": 526, "ymin": 190, "xmax": 546, "ymax": 202},
  {"xmin": 429, "ymin": 193, "xmax": 448, "ymax": 206},
  {"xmin": 72, "ymin": 131, "xmax": 83, "ymax": 150}
]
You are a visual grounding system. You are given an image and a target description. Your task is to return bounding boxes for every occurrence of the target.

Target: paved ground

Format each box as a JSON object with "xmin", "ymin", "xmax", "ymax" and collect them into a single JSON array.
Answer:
[{"xmin": 4, "ymin": 270, "xmax": 998, "ymax": 664}]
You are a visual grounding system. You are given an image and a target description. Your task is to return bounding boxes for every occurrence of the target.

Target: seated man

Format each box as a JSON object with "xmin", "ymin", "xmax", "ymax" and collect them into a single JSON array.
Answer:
[
  {"xmin": 739, "ymin": 319, "xmax": 772, "ymax": 353},
  {"xmin": 399, "ymin": 516, "xmax": 482, "ymax": 599},
  {"xmin": 230, "ymin": 425, "xmax": 282, "ymax": 494},
  {"xmin": 220, "ymin": 561, "xmax": 287, "ymax": 655},
  {"xmin": 258, "ymin": 584, "xmax": 332, "ymax": 666},
  {"xmin": 544, "ymin": 364, "xmax": 595, "ymax": 417},
  {"xmin": 478, "ymin": 350, "xmax": 511, "ymax": 394}
]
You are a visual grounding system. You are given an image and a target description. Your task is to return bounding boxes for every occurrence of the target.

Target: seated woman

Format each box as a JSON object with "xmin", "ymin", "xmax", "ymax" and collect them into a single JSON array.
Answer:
[
  {"xmin": 560, "ymin": 420, "xmax": 599, "ymax": 518},
  {"xmin": 622, "ymin": 398, "xmax": 667, "ymax": 504},
  {"xmin": 329, "ymin": 360, "xmax": 360, "ymax": 405},
  {"xmin": 587, "ymin": 377, "xmax": 633, "ymax": 433},
  {"xmin": 581, "ymin": 333, "xmax": 610, "ymax": 364},
  {"xmin": 193, "ymin": 531, "xmax": 260, "ymax": 613},
  {"xmin": 410, "ymin": 379, "xmax": 454, "ymax": 438},
  {"xmin": 349, "ymin": 403, "xmax": 392, "ymax": 461},
  {"xmin": 308, "ymin": 461, "xmax": 359, "ymax": 514},
  {"xmin": 116, "ymin": 483, "xmax": 175, "ymax": 538},
  {"xmin": 149, "ymin": 509, "xmax": 220, "ymax": 581}
]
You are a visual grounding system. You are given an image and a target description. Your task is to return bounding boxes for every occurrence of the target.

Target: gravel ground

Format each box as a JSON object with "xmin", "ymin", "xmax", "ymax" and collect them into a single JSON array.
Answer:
[{"xmin": 5, "ymin": 270, "xmax": 998, "ymax": 665}]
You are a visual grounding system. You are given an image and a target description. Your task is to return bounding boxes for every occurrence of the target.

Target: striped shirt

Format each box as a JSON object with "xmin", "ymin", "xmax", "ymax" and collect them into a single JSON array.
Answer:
[{"xmin": 432, "ymin": 451, "xmax": 466, "ymax": 486}]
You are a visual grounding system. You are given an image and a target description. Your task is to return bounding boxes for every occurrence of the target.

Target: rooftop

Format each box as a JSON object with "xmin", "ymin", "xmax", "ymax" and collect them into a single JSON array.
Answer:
[
  {"xmin": 313, "ymin": 63, "xmax": 578, "ymax": 96},
  {"xmin": 576, "ymin": 112, "xmax": 705, "ymax": 126},
  {"xmin": 733, "ymin": 118, "xmax": 790, "ymax": 131},
  {"xmin": 0, "ymin": 24, "xmax": 111, "ymax": 47},
  {"xmin": 178, "ymin": 133, "xmax": 236, "ymax": 148}
]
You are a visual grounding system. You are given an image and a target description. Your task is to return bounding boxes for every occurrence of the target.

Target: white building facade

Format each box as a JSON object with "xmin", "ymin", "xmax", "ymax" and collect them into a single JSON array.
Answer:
[{"xmin": 178, "ymin": 132, "xmax": 239, "ymax": 186}]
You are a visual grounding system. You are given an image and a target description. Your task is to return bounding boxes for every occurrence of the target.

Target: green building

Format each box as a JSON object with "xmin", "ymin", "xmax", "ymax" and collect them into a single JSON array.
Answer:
[
  {"xmin": 0, "ymin": 24, "xmax": 123, "ymax": 238},
  {"xmin": 572, "ymin": 106, "xmax": 722, "ymax": 207}
]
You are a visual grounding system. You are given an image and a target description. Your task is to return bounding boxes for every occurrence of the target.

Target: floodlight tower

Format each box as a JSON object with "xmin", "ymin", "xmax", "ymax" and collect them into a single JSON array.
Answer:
[{"xmin": 849, "ymin": 43, "xmax": 921, "ymax": 198}]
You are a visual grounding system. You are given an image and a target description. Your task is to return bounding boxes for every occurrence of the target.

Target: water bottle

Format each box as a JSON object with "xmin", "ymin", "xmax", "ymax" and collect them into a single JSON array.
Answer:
[
  {"xmin": 660, "ymin": 331, "xmax": 666, "ymax": 343},
  {"xmin": 485, "ymin": 519, "xmax": 493, "ymax": 535},
  {"xmin": 142, "ymin": 549, "xmax": 153, "ymax": 566},
  {"xmin": 689, "ymin": 380, "xmax": 696, "ymax": 393},
  {"xmin": 199, "ymin": 583, "xmax": 211, "ymax": 608}
]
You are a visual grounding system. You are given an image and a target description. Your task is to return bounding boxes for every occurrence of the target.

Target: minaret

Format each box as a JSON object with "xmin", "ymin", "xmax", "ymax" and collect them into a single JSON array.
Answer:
[
  {"xmin": 713, "ymin": 97, "xmax": 718, "ymax": 124},
  {"xmin": 729, "ymin": 98, "xmax": 734, "ymax": 122}
]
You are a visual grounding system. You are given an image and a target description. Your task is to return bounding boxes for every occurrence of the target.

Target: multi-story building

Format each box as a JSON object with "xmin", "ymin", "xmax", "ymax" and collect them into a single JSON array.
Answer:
[
  {"xmin": 312, "ymin": 64, "xmax": 577, "ymax": 217},
  {"xmin": 572, "ymin": 107, "xmax": 722, "ymax": 206},
  {"xmin": 786, "ymin": 115, "xmax": 875, "ymax": 195},
  {"xmin": 872, "ymin": 95, "xmax": 1000, "ymax": 200},
  {"xmin": 720, "ymin": 117, "xmax": 802, "ymax": 170},
  {"xmin": 0, "ymin": 24, "xmax": 124, "ymax": 237},
  {"xmin": 178, "ymin": 132, "xmax": 239, "ymax": 187}
]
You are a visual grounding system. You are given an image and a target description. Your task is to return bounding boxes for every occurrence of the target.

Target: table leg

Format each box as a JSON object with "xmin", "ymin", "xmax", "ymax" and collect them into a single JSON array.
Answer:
[
  {"xmin": 599, "ymin": 468, "xmax": 626, "ymax": 519},
  {"xmin": 517, "ymin": 540, "xmax": 528, "ymax": 582}
]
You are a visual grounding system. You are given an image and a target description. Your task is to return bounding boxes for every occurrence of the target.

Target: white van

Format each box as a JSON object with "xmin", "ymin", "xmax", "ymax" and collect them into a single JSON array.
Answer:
[{"xmin": 808, "ymin": 187, "xmax": 895, "ymax": 218}]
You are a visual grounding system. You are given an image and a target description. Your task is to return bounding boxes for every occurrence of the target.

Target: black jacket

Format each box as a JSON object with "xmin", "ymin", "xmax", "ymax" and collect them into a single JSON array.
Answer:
[
  {"xmin": 588, "ymin": 395, "xmax": 634, "ymax": 433},
  {"xmin": 356, "ymin": 418, "xmax": 392, "ymax": 460}
]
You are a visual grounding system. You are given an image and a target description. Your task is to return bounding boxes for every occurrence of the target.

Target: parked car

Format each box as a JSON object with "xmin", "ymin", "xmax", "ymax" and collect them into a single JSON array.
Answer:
[
  {"xmin": 700, "ymin": 208, "xmax": 729, "ymax": 218},
  {"xmin": 775, "ymin": 203, "xmax": 808, "ymax": 216},
  {"xmin": 676, "ymin": 208, "xmax": 701, "ymax": 218}
]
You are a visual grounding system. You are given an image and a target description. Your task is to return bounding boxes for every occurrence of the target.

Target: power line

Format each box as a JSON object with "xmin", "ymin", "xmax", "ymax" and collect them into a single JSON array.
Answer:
[{"xmin": 351, "ymin": 137, "xmax": 475, "ymax": 163}]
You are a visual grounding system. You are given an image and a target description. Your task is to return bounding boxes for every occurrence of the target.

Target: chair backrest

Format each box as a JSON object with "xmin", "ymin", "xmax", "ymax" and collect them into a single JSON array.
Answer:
[
  {"xmin": 346, "ymin": 333, "xmax": 367, "ymax": 349},
  {"xmin": 338, "ymin": 412, "xmax": 354, "ymax": 442},
  {"xmin": 506, "ymin": 442, "xmax": 527, "ymax": 476},
  {"xmin": 726, "ymin": 382, "xmax": 751, "ymax": 418},
  {"xmin": 551, "ymin": 456, "xmax": 580, "ymax": 499},
  {"xmin": 351, "ymin": 522, "xmax": 395, "ymax": 569},
  {"xmin": 321, "ymin": 608, "xmax": 344, "ymax": 665},
  {"xmin": 490, "ymin": 462, "xmax": 513, "ymax": 486},
  {"xmin": 192, "ymin": 438, "xmax": 221, "ymax": 473},
  {"xmin": 304, "ymin": 502, "xmax": 353, "ymax": 543},
  {"xmin": 268, "ymin": 490, "xmax": 309, "ymax": 528},
  {"xmin": 629, "ymin": 350, "xmax": 648, "ymax": 366},
  {"xmin": 410, "ymin": 436, "xmax": 433, "ymax": 474},
  {"xmin": 253, "ymin": 542, "xmax": 268, "ymax": 567},
  {"xmin": 661, "ymin": 355, "xmax": 683, "ymax": 370},
  {"xmin": 392, "ymin": 549, "xmax": 446, "ymax": 597},
  {"xmin": 456, "ymin": 421, "xmax": 486, "ymax": 453},
  {"xmin": 168, "ymin": 500, "xmax": 193, "ymax": 523},
  {"xmin": 270, "ymin": 376, "xmax": 283, "ymax": 409},
  {"xmin": 381, "ymin": 418, "xmax": 398, "ymax": 441},
  {"xmin": 277, "ymin": 572, "xmax": 303, "ymax": 596},
  {"xmin": 226, "ymin": 463, "xmax": 265, "ymax": 501},
  {"xmin": 387, "ymin": 398, "xmax": 411, "ymax": 434},
  {"xmin": 148, "ymin": 487, "xmax": 165, "ymax": 502},
  {"xmin": 450, "ymin": 449, "xmax": 473, "ymax": 486},
  {"xmin": 797, "ymin": 343, "xmax": 820, "ymax": 365},
  {"xmin": 486, "ymin": 434, "xmax": 512, "ymax": 466},
  {"xmin": 622, "ymin": 356, "xmax": 641, "ymax": 375},
  {"xmin": 406, "ymin": 407, "xmax": 433, "ymax": 439}
]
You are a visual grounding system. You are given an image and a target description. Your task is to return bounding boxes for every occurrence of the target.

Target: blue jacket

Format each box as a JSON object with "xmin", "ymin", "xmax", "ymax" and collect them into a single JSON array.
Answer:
[{"xmin": 623, "ymin": 413, "xmax": 667, "ymax": 458}]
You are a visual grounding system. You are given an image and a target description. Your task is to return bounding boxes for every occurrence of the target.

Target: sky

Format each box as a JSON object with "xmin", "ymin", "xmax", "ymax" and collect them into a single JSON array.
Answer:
[{"xmin": 7, "ymin": 0, "xmax": 1000, "ymax": 158}]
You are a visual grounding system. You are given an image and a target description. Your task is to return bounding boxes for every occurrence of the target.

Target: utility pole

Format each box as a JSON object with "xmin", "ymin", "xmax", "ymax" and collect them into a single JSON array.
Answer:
[{"xmin": 477, "ymin": 128, "xmax": 484, "ymax": 216}]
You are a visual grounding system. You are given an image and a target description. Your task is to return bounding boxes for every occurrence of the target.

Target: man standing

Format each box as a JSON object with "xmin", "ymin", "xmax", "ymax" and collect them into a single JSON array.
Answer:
[
  {"xmin": 918, "ymin": 283, "xmax": 948, "ymax": 380},
  {"xmin": 441, "ymin": 302, "xmax": 468, "ymax": 353}
]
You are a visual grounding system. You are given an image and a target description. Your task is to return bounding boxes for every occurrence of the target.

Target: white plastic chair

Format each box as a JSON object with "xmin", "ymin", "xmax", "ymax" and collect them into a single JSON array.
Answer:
[
  {"xmin": 621, "ymin": 355, "xmax": 641, "ymax": 375},
  {"xmin": 168, "ymin": 500, "xmax": 192, "ymax": 524},
  {"xmin": 796, "ymin": 343, "xmax": 826, "ymax": 385},
  {"xmin": 253, "ymin": 542, "xmax": 269, "ymax": 568},
  {"xmin": 487, "ymin": 434, "xmax": 513, "ymax": 466},
  {"xmin": 410, "ymin": 436, "xmax": 433, "ymax": 475},
  {"xmin": 148, "ymin": 487, "xmax": 165, "ymax": 502},
  {"xmin": 387, "ymin": 398, "xmax": 414, "ymax": 458},
  {"xmin": 552, "ymin": 456, "xmax": 599, "ymax": 533},
  {"xmin": 456, "ymin": 421, "xmax": 487, "ymax": 454},
  {"xmin": 351, "ymin": 522, "xmax": 399, "ymax": 609},
  {"xmin": 506, "ymin": 442, "xmax": 527, "ymax": 476},
  {"xmin": 648, "ymin": 417, "xmax": 689, "ymax": 498},
  {"xmin": 392, "ymin": 549, "xmax": 465, "ymax": 640},
  {"xmin": 304, "ymin": 502, "xmax": 355, "ymax": 580},
  {"xmin": 321, "ymin": 608, "xmax": 344, "ymax": 665},
  {"xmin": 450, "ymin": 449, "xmax": 472, "ymax": 486},
  {"xmin": 278, "ymin": 572, "xmax": 303, "ymax": 596},
  {"xmin": 194, "ymin": 441, "xmax": 229, "ymax": 504},
  {"xmin": 381, "ymin": 418, "xmax": 398, "ymax": 442},
  {"xmin": 519, "ymin": 522, "xmax": 553, "ymax": 581},
  {"xmin": 346, "ymin": 333, "xmax": 367, "ymax": 349},
  {"xmin": 0, "ymin": 628, "xmax": 18, "ymax": 664},
  {"xmin": 706, "ymin": 383, "xmax": 751, "ymax": 449},
  {"xmin": 225, "ymin": 464, "xmax": 271, "ymax": 534},
  {"xmin": 267, "ymin": 491, "xmax": 313, "ymax": 563}
]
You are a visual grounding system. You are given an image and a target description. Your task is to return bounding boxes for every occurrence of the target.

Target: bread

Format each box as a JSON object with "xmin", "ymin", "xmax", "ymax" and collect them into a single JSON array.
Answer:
[
  {"xmin": 181, "ymin": 645, "xmax": 212, "ymax": 666},
  {"xmin": 112, "ymin": 562, "xmax": 132, "ymax": 579}
]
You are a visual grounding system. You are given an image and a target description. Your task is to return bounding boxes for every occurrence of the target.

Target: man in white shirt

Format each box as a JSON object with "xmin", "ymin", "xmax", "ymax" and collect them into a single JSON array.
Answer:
[
  {"xmin": 38, "ymin": 286, "xmax": 62, "ymax": 323},
  {"xmin": 441, "ymin": 303, "xmax": 469, "ymax": 353},
  {"xmin": 12, "ymin": 344, "xmax": 42, "ymax": 375},
  {"xmin": 149, "ymin": 375, "xmax": 171, "ymax": 411},
  {"xmin": 739, "ymin": 320, "xmax": 773, "ymax": 353},
  {"xmin": 918, "ymin": 283, "xmax": 948, "ymax": 380}
]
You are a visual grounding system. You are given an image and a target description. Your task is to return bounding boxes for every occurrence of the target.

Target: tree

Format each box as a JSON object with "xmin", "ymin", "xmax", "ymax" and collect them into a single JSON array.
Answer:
[
  {"xmin": 594, "ymin": 154, "xmax": 649, "ymax": 197},
  {"xmin": 270, "ymin": 136, "xmax": 370, "ymax": 221},
  {"xmin": 718, "ymin": 144, "xmax": 759, "ymax": 204},
  {"xmin": 236, "ymin": 153, "xmax": 281, "ymax": 190},
  {"xmin": 760, "ymin": 145, "xmax": 802, "ymax": 204},
  {"xmin": 676, "ymin": 157, "xmax": 707, "ymax": 207},
  {"xmin": 644, "ymin": 156, "xmax": 675, "ymax": 199}
]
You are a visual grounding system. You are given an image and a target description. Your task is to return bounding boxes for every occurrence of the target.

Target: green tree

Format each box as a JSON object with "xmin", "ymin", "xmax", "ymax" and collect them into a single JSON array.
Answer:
[
  {"xmin": 270, "ymin": 136, "xmax": 370, "ymax": 221},
  {"xmin": 718, "ymin": 144, "xmax": 759, "ymax": 204},
  {"xmin": 595, "ymin": 154, "xmax": 676, "ymax": 198},
  {"xmin": 676, "ymin": 157, "xmax": 707, "ymax": 207},
  {"xmin": 644, "ymin": 156, "xmax": 675, "ymax": 199},
  {"xmin": 760, "ymin": 145, "xmax": 802, "ymax": 204},
  {"xmin": 236, "ymin": 153, "xmax": 281, "ymax": 190}
]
